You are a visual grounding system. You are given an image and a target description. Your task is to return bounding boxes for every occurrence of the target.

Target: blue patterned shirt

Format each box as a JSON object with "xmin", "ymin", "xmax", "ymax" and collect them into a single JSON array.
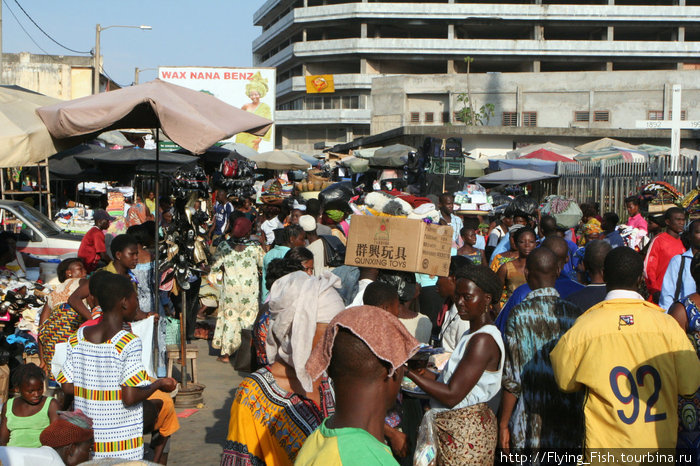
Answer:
[{"xmin": 502, "ymin": 287, "xmax": 584, "ymax": 451}]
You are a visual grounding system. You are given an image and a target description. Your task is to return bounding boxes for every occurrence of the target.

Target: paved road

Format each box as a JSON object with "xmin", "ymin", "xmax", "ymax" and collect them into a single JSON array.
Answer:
[{"xmin": 168, "ymin": 336, "xmax": 245, "ymax": 465}]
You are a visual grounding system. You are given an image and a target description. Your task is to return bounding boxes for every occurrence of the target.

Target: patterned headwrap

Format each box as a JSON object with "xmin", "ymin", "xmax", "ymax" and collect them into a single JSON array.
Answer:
[
  {"xmin": 306, "ymin": 306, "xmax": 420, "ymax": 384},
  {"xmin": 583, "ymin": 218, "xmax": 603, "ymax": 236},
  {"xmin": 40, "ymin": 410, "xmax": 93, "ymax": 448},
  {"xmin": 245, "ymin": 71, "xmax": 269, "ymax": 98}
]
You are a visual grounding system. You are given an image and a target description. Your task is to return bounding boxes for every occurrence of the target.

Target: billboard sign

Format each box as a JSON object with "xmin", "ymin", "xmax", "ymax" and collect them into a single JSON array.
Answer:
[
  {"xmin": 305, "ymin": 75, "xmax": 335, "ymax": 94},
  {"xmin": 159, "ymin": 66, "xmax": 275, "ymax": 152}
]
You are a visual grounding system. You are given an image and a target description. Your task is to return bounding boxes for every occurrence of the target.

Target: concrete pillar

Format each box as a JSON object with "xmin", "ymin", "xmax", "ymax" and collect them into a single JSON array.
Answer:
[
  {"xmin": 448, "ymin": 24, "xmax": 454, "ymax": 40},
  {"xmin": 606, "ymin": 62, "xmax": 613, "ymax": 71},
  {"xmin": 361, "ymin": 23, "xmax": 367, "ymax": 39},
  {"xmin": 516, "ymin": 86, "xmax": 523, "ymax": 126},
  {"xmin": 678, "ymin": 0, "xmax": 686, "ymax": 5},
  {"xmin": 532, "ymin": 60, "xmax": 541, "ymax": 72},
  {"xmin": 606, "ymin": 26, "xmax": 614, "ymax": 41},
  {"xmin": 302, "ymin": 63, "xmax": 309, "ymax": 76},
  {"xmin": 533, "ymin": 25, "xmax": 544, "ymax": 40},
  {"xmin": 302, "ymin": 29, "xmax": 307, "ymax": 41},
  {"xmin": 361, "ymin": 58, "xmax": 368, "ymax": 74},
  {"xmin": 663, "ymin": 82, "xmax": 670, "ymax": 115},
  {"xmin": 677, "ymin": 62, "xmax": 685, "ymax": 70},
  {"xmin": 678, "ymin": 26, "xmax": 685, "ymax": 42},
  {"xmin": 588, "ymin": 90, "xmax": 594, "ymax": 128},
  {"xmin": 447, "ymin": 60, "xmax": 456, "ymax": 73}
]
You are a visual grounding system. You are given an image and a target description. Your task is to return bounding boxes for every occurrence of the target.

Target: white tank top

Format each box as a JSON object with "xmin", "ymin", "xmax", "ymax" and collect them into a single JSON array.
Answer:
[{"xmin": 431, "ymin": 324, "xmax": 505, "ymax": 410}]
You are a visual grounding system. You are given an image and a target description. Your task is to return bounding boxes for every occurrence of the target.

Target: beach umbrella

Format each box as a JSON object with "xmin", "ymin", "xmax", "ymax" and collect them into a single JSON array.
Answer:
[
  {"xmin": 520, "ymin": 148, "xmax": 576, "ymax": 163},
  {"xmin": 249, "ymin": 150, "xmax": 311, "ymax": 170},
  {"xmin": 37, "ymin": 79, "xmax": 273, "ymax": 392},
  {"xmin": 574, "ymin": 147, "xmax": 649, "ymax": 162},
  {"xmin": 506, "ymin": 142, "xmax": 579, "ymax": 159},
  {"xmin": 575, "ymin": 137, "xmax": 636, "ymax": 153},
  {"xmin": 475, "ymin": 168, "xmax": 559, "ymax": 185},
  {"xmin": 221, "ymin": 142, "xmax": 258, "ymax": 159},
  {"xmin": 0, "ymin": 86, "xmax": 68, "ymax": 167}
]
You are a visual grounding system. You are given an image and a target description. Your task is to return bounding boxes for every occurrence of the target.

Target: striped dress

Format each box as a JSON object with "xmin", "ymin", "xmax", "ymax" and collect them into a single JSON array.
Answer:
[{"xmin": 57, "ymin": 327, "xmax": 149, "ymax": 460}]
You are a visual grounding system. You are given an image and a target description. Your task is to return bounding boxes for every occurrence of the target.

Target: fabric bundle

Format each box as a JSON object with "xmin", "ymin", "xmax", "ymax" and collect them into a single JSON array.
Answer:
[{"xmin": 266, "ymin": 271, "xmax": 345, "ymax": 392}]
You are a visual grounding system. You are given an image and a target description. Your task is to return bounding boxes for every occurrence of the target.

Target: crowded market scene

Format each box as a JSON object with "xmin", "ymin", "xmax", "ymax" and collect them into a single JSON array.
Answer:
[{"xmin": 1, "ymin": 1, "xmax": 700, "ymax": 465}]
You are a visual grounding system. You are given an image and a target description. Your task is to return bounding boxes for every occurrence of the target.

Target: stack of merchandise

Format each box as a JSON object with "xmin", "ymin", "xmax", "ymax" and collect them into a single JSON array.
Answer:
[
  {"xmin": 212, "ymin": 157, "xmax": 256, "ymax": 201},
  {"xmin": 0, "ymin": 271, "xmax": 51, "ymax": 359},
  {"xmin": 679, "ymin": 188, "xmax": 700, "ymax": 218},
  {"xmin": 453, "ymin": 184, "xmax": 492, "ymax": 213},
  {"xmin": 640, "ymin": 181, "xmax": 682, "ymax": 213}
]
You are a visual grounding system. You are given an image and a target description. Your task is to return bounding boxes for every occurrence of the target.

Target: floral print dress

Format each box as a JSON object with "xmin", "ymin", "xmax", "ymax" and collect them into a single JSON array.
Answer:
[{"xmin": 212, "ymin": 241, "xmax": 264, "ymax": 356}]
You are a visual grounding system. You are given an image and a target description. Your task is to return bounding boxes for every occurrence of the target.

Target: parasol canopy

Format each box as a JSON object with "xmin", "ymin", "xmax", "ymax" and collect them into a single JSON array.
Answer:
[
  {"xmin": 520, "ymin": 148, "xmax": 576, "ymax": 163},
  {"xmin": 575, "ymin": 137, "xmax": 636, "ymax": 153},
  {"xmin": 249, "ymin": 150, "xmax": 311, "ymax": 170},
  {"xmin": 0, "ymin": 86, "xmax": 67, "ymax": 168},
  {"xmin": 36, "ymin": 79, "xmax": 273, "ymax": 154},
  {"xmin": 221, "ymin": 142, "xmax": 259, "ymax": 159},
  {"xmin": 506, "ymin": 142, "xmax": 579, "ymax": 159},
  {"xmin": 475, "ymin": 168, "xmax": 559, "ymax": 185},
  {"xmin": 574, "ymin": 147, "xmax": 649, "ymax": 162}
]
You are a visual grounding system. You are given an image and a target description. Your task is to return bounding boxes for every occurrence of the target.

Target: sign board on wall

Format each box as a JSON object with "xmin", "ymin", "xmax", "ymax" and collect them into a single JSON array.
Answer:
[
  {"xmin": 305, "ymin": 75, "xmax": 334, "ymax": 94},
  {"xmin": 159, "ymin": 67, "xmax": 276, "ymax": 153}
]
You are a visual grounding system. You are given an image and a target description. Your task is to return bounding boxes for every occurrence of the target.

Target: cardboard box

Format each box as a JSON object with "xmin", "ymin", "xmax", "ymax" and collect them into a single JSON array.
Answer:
[{"xmin": 344, "ymin": 215, "xmax": 453, "ymax": 276}]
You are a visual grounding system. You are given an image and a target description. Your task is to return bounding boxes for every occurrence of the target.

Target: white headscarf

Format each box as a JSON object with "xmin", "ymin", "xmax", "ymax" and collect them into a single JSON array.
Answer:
[{"xmin": 265, "ymin": 270, "xmax": 345, "ymax": 392}]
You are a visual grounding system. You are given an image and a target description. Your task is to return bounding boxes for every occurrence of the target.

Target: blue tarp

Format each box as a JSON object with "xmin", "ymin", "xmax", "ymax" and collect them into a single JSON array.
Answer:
[{"xmin": 488, "ymin": 158, "xmax": 558, "ymax": 174}]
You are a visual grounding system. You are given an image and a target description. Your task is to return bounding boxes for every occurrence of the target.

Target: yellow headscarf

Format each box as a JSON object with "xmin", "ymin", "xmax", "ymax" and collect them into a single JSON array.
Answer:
[{"xmin": 245, "ymin": 71, "xmax": 268, "ymax": 98}]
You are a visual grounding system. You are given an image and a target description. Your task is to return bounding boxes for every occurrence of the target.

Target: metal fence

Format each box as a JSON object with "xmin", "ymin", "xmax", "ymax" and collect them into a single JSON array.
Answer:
[{"xmin": 557, "ymin": 156, "xmax": 699, "ymax": 217}]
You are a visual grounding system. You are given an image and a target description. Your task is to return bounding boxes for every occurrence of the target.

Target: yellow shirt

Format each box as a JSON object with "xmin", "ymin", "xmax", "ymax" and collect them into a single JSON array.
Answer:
[{"xmin": 551, "ymin": 298, "xmax": 700, "ymax": 453}]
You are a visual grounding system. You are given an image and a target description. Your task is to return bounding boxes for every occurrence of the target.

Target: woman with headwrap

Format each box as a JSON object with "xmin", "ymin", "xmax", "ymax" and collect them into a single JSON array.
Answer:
[
  {"xmin": 211, "ymin": 216, "xmax": 265, "ymax": 363},
  {"xmin": 235, "ymin": 71, "xmax": 272, "ymax": 151},
  {"xmin": 222, "ymin": 271, "xmax": 345, "ymax": 466},
  {"xmin": 406, "ymin": 265, "xmax": 505, "ymax": 465}
]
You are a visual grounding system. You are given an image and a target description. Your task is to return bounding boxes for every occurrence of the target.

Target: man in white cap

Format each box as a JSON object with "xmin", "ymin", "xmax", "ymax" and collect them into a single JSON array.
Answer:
[{"xmin": 299, "ymin": 214, "xmax": 327, "ymax": 277}]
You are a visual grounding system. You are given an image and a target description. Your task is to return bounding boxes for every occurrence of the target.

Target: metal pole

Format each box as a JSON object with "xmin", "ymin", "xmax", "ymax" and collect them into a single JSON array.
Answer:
[
  {"xmin": 180, "ymin": 291, "xmax": 188, "ymax": 389},
  {"xmin": 134, "ymin": 67, "xmax": 139, "ymax": 85},
  {"xmin": 154, "ymin": 130, "xmax": 160, "ymax": 324},
  {"xmin": 93, "ymin": 24, "xmax": 101, "ymax": 94},
  {"xmin": 44, "ymin": 160, "xmax": 52, "ymax": 218}
]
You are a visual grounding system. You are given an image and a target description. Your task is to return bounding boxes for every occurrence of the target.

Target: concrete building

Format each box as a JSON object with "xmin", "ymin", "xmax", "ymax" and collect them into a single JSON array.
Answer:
[
  {"xmin": 371, "ymin": 69, "xmax": 700, "ymax": 133},
  {"xmin": 252, "ymin": 0, "xmax": 700, "ymax": 152},
  {"xmin": 0, "ymin": 52, "xmax": 117, "ymax": 100}
]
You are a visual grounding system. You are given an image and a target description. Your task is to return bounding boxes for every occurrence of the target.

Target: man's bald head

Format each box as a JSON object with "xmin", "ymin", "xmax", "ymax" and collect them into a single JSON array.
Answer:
[
  {"xmin": 525, "ymin": 247, "xmax": 559, "ymax": 290},
  {"xmin": 541, "ymin": 236, "xmax": 569, "ymax": 267}
]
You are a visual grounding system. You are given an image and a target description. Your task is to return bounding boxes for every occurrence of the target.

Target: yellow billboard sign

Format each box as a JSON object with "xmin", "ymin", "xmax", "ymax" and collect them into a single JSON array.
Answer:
[{"xmin": 305, "ymin": 75, "xmax": 335, "ymax": 93}]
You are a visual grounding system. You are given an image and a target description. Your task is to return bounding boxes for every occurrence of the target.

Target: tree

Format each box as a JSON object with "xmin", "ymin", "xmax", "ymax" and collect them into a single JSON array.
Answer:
[{"xmin": 456, "ymin": 57, "xmax": 495, "ymax": 126}]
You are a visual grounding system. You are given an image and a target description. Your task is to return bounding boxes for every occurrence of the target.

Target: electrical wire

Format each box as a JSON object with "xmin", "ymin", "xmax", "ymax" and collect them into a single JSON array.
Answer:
[
  {"xmin": 2, "ymin": 0, "xmax": 52, "ymax": 55},
  {"xmin": 13, "ymin": 0, "xmax": 91, "ymax": 55}
]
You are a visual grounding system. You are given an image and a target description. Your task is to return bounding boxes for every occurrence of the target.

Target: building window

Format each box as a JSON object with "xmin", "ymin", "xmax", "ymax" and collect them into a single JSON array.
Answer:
[
  {"xmin": 574, "ymin": 111, "xmax": 589, "ymax": 122},
  {"xmin": 306, "ymin": 96, "xmax": 323, "ymax": 110},
  {"xmin": 594, "ymin": 111, "xmax": 610, "ymax": 122},
  {"xmin": 342, "ymin": 96, "xmax": 360, "ymax": 109},
  {"xmin": 502, "ymin": 112, "xmax": 517, "ymax": 126},
  {"xmin": 410, "ymin": 112, "xmax": 420, "ymax": 123},
  {"xmin": 522, "ymin": 112, "xmax": 537, "ymax": 127},
  {"xmin": 425, "ymin": 112, "xmax": 434, "ymax": 123},
  {"xmin": 454, "ymin": 111, "xmax": 464, "ymax": 122},
  {"xmin": 648, "ymin": 110, "xmax": 664, "ymax": 120},
  {"xmin": 442, "ymin": 112, "xmax": 450, "ymax": 123},
  {"xmin": 668, "ymin": 110, "xmax": 687, "ymax": 120}
]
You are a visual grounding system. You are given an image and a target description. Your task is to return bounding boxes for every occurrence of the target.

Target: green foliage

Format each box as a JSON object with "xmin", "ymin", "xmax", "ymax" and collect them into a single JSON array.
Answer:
[{"xmin": 456, "ymin": 94, "xmax": 495, "ymax": 126}]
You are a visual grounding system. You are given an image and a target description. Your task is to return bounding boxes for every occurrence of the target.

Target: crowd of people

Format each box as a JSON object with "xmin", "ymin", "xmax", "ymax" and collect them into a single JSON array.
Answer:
[{"xmin": 0, "ymin": 183, "xmax": 698, "ymax": 466}]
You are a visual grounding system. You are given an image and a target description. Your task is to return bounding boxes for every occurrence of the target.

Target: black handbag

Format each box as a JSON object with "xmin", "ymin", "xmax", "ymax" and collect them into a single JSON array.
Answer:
[{"xmin": 233, "ymin": 328, "xmax": 256, "ymax": 373}]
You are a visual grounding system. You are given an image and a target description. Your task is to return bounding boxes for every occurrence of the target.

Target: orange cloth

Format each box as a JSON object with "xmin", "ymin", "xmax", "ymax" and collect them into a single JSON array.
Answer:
[{"xmin": 148, "ymin": 390, "xmax": 179, "ymax": 437}]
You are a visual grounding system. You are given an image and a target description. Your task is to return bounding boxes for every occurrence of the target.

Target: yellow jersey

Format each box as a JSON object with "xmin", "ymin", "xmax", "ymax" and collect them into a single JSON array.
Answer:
[{"xmin": 551, "ymin": 298, "xmax": 700, "ymax": 451}]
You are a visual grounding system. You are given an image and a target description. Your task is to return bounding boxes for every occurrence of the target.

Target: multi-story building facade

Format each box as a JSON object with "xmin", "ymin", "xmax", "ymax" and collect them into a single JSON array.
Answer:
[{"xmin": 253, "ymin": 0, "xmax": 700, "ymax": 152}]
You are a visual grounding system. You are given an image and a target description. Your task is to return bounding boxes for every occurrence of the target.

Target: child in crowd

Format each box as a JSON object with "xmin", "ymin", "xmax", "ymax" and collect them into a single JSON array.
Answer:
[
  {"xmin": 0, "ymin": 363, "xmax": 59, "ymax": 447},
  {"xmin": 58, "ymin": 272, "xmax": 176, "ymax": 460},
  {"xmin": 457, "ymin": 223, "xmax": 487, "ymax": 266},
  {"xmin": 296, "ymin": 306, "xmax": 420, "ymax": 465}
]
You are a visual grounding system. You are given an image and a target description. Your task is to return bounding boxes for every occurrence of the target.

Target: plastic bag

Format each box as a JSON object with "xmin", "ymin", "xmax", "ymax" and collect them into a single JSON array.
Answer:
[
  {"xmin": 319, "ymin": 182, "xmax": 354, "ymax": 211},
  {"xmin": 414, "ymin": 408, "xmax": 444, "ymax": 466},
  {"xmin": 510, "ymin": 195, "xmax": 538, "ymax": 216}
]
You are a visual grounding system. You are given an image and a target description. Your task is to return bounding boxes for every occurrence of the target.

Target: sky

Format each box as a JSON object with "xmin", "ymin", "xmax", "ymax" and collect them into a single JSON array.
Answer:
[{"xmin": 2, "ymin": 0, "xmax": 263, "ymax": 86}]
